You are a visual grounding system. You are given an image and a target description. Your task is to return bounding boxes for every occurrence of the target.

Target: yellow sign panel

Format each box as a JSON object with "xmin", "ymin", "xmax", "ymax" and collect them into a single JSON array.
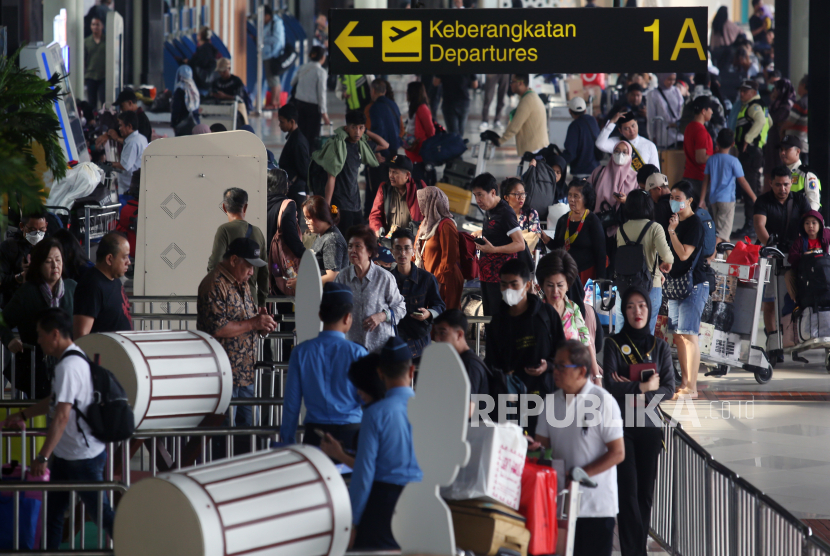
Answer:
[{"xmin": 382, "ymin": 21, "xmax": 422, "ymax": 62}]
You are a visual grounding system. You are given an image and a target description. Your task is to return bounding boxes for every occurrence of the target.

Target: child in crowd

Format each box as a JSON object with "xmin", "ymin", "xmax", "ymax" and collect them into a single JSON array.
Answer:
[
  {"xmin": 701, "ymin": 129, "xmax": 757, "ymax": 244},
  {"xmin": 786, "ymin": 210, "xmax": 830, "ymax": 304}
]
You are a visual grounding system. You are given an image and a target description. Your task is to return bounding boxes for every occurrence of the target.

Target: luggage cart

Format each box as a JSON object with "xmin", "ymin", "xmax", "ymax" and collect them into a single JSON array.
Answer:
[
  {"xmin": 80, "ymin": 203, "xmax": 122, "ymax": 259},
  {"xmin": 556, "ymin": 467, "xmax": 597, "ymax": 556},
  {"xmin": 700, "ymin": 243, "xmax": 783, "ymax": 384}
]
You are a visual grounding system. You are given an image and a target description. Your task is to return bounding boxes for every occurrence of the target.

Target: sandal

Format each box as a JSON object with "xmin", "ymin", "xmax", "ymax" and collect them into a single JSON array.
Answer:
[{"xmin": 672, "ymin": 388, "xmax": 698, "ymax": 400}]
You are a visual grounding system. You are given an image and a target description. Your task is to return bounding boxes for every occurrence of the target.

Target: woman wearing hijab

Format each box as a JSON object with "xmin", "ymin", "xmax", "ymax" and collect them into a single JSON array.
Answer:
[
  {"xmin": 603, "ymin": 286, "xmax": 674, "ymax": 556},
  {"xmin": 590, "ymin": 140, "xmax": 639, "ymax": 272},
  {"xmin": 646, "ymin": 73, "xmax": 684, "ymax": 149},
  {"xmin": 415, "ymin": 186, "xmax": 464, "ymax": 310},
  {"xmin": 764, "ymin": 78, "xmax": 797, "ymax": 178},
  {"xmin": 171, "ymin": 65, "xmax": 201, "ymax": 131}
]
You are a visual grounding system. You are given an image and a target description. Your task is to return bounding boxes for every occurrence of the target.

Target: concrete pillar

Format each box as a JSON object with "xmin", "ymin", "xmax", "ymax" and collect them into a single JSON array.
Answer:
[
  {"xmin": 808, "ymin": 0, "xmax": 829, "ymax": 217},
  {"xmin": 775, "ymin": 0, "xmax": 790, "ymax": 79},
  {"xmin": 790, "ymin": 0, "xmax": 809, "ymax": 84}
]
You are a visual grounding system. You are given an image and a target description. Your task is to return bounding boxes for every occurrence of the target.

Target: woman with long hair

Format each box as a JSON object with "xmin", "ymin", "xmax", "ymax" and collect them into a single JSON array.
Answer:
[
  {"xmin": 710, "ymin": 6, "xmax": 742, "ymax": 49},
  {"xmin": 303, "ymin": 196, "xmax": 348, "ymax": 284},
  {"xmin": 404, "ymin": 81, "xmax": 436, "ymax": 185}
]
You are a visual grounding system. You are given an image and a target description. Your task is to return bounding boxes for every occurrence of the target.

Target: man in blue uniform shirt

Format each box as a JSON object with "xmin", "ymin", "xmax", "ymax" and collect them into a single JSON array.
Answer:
[
  {"xmin": 281, "ymin": 282, "xmax": 368, "ymax": 448},
  {"xmin": 349, "ymin": 336, "xmax": 422, "ymax": 550}
]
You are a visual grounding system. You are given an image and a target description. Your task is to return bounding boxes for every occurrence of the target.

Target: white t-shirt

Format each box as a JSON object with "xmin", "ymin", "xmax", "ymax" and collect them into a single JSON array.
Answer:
[
  {"xmin": 535, "ymin": 381, "xmax": 624, "ymax": 518},
  {"xmin": 50, "ymin": 344, "xmax": 106, "ymax": 460}
]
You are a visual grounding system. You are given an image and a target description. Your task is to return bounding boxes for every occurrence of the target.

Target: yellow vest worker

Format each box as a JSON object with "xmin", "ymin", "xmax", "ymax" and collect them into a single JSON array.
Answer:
[{"xmin": 779, "ymin": 134, "xmax": 821, "ymax": 210}]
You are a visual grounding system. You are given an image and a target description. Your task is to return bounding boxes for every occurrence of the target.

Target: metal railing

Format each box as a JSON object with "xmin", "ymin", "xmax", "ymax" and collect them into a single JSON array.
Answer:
[
  {"xmin": 650, "ymin": 413, "xmax": 830, "ymax": 556},
  {"xmin": 82, "ymin": 204, "xmax": 121, "ymax": 260}
]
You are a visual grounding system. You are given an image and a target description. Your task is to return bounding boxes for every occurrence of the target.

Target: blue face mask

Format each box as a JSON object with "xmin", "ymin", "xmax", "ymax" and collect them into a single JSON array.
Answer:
[{"xmin": 670, "ymin": 200, "xmax": 686, "ymax": 213}]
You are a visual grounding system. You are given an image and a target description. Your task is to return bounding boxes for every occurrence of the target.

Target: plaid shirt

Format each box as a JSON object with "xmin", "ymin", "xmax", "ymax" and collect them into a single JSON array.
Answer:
[{"xmin": 197, "ymin": 265, "xmax": 258, "ymax": 387}]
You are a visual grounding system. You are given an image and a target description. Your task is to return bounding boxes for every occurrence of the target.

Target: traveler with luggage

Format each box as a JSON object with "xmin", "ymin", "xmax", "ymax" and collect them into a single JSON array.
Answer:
[
  {"xmin": 778, "ymin": 135, "xmax": 820, "ymax": 210},
  {"xmin": 290, "ymin": 46, "xmax": 330, "ymax": 144},
  {"xmin": 281, "ymin": 282, "xmax": 368, "ymax": 447},
  {"xmin": 753, "ymin": 166, "xmax": 810, "ymax": 342},
  {"xmin": 1, "ymin": 309, "xmax": 116, "ymax": 548},
  {"xmin": 665, "ymin": 181, "xmax": 708, "ymax": 400},
  {"xmin": 471, "ymin": 173, "xmax": 526, "ymax": 316},
  {"xmin": 612, "ymin": 190, "xmax": 674, "ymax": 334},
  {"xmin": 550, "ymin": 179, "xmax": 607, "ymax": 283},
  {"xmin": 480, "ymin": 74, "xmax": 549, "ymax": 157},
  {"xmin": 365, "ymin": 79, "xmax": 403, "ymax": 217},
  {"xmin": 415, "ymin": 186, "xmax": 464, "ymax": 310},
  {"xmin": 534, "ymin": 339, "xmax": 624, "ymax": 556},
  {"xmin": 786, "ymin": 210, "xmax": 830, "ymax": 306},
  {"xmin": 403, "ymin": 81, "xmax": 436, "ymax": 186},
  {"xmin": 603, "ymin": 287, "xmax": 675, "ymax": 556},
  {"xmin": 267, "ymin": 169, "xmax": 305, "ymax": 295},
  {"xmin": 349, "ymin": 337, "xmax": 422, "ymax": 550},
  {"xmin": 536, "ymin": 249, "xmax": 601, "ymax": 381}
]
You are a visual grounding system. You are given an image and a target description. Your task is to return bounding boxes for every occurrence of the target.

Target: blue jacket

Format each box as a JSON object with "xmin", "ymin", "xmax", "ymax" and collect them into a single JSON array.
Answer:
[
  {"xmin": 280, "ymin": 330, "xmax": 368, "ymax": 444},
  {"xmin": 391, "ymin": 265, "xmax": 445, "ymax": 357},
  {"xmin": 262, "ymin": 17, "xmax": 285, "ymax": 60},
  {"xmin": 562, "ymin": 113, "xmax": 600, "ymax": 176},
  {"xmin": 349, "ymin": 386, "xmax": 422, "ymax": 524},
  {"xmin": 368, "ymin": 96, "xmax": 402, "ymax": 159}
]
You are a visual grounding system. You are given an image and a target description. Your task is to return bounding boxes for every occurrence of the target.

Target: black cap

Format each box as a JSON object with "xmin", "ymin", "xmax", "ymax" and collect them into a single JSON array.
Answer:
[
  {"xmin": 692, "ymin": 95, "xmax": 715, "ymax": 112},
  {"xmin": 780, "ymin": 135, "xmax": 803, "ymax": 150},
  {"xmin": 114, "ymin": 88, "xmax": 137, "ymax": 106},
  {"xmin": 224, "ymin": 237, "xmax": 266, "ymax": 267},
  {"xmin": 739, "ymin": 79, "xmax": 759, "ymax": 91},
  {"xmin": 386, "ymin": 154, "xmax": 413, "ymax": 173}
]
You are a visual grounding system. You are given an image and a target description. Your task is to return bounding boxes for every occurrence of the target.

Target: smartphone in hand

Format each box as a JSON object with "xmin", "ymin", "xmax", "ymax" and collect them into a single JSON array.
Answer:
[
  {"xmin": 474, "ymin": 237, "xmax": 487, "ymax": 246},
  {"xmin": 640, "ymin": 369, "xmax": 656, "ymax": 383}
]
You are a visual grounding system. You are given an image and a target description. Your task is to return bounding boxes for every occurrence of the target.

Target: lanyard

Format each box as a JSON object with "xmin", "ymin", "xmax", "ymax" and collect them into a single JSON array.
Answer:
[
  {"xmin": 623, "ymin": 333, "xmax": 655, "ymax": 364},
  {"xmin": 564, "ymin": 210, "xmax": 589, "ymax": 250}
]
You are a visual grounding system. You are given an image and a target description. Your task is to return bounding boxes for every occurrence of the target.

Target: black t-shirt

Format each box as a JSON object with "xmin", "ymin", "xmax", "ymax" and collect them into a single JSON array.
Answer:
[
  {"xmin": 73, "ymin": 267, "xmax": 132, "ymax": 333},
  {"xmin": 754, "ymin": 191, "xmax": 810, "ymax": 246},
  {"xmin": 136, "ymin": 108, "xmax": 152, "ymax": 144},
  {"xmin": 459, "ymin": 349, "xmax": 489, "ymax": 397},
  {"xmin": 551, "ymin": 211, "xmax": 606, "ymax": 278},
  {"xmin": 211, "ymin": 75, "xmax": 244, "ymax": 98},
  {"xmin": 483, "ymin": 199, "xmax": 521, "ymax": 247},
  {"xmin": 439, "ymin": 74, "xmax": 477, "ymax": 104},
  {"xmin": 749, "ymin": 15, "xmax": 769, "ymax": 44},
  {"xmin": 669, "ymin": 213, "xmax": 705, "ymax": 284},
  {"xmin": 332, "ymin": 141, "xmax": 362, "ymax": 212},
  {"xmin": 654, "ymin": 194, "xmax": 672, "ymax": 234}
]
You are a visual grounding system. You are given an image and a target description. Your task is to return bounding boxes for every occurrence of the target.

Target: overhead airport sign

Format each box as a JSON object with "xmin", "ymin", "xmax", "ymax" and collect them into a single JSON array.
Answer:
[{"xmin": 330, "ymin": 7, "xmax": 708, "ymax": 75}]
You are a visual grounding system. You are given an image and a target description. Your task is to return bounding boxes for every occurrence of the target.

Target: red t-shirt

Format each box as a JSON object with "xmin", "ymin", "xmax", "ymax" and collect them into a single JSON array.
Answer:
[
  {"xmin": 683, "ymin": 121, "xmax": 714, "ymax": 181},
  {"xmin": 807, "ymin": 239, "xmax": 822, "ymax": 251}
]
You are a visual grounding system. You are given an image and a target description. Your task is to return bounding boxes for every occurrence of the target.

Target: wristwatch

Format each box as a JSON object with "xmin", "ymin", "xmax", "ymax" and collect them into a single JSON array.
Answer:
[{"xmin": 35, "ymin": 454, "xmax": 48, "ymax": 464}]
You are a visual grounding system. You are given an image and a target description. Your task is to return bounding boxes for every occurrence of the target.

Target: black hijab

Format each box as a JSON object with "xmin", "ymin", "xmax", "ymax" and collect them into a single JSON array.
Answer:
[{"xmin": 615, "ymin": 286, "xmax": 655, "ymax": 355}]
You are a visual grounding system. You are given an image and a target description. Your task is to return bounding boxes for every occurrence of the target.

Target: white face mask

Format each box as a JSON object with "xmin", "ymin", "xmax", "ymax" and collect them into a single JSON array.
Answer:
[
  {"xmin": 613, "ymin": 152, "xmax": 631, "ymax": 166},
  {"xmin": 25, "ymin": 231, "xmax": 45, "ymax": 246},
  {"xmin": 501, "ymin": 287, "xmax": 524, "ymax": 307}
]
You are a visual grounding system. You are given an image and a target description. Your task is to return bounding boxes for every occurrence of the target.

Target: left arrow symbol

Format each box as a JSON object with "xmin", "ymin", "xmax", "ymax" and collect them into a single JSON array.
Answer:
[{"xmin": 335, "ymin": 21, "xmax": 374, "ymax": 63}]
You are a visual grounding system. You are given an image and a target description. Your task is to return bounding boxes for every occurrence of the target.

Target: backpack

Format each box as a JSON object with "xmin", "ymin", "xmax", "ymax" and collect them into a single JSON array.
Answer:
[
  {"xmin": 614, "ymin": 222, "xmax": 656, "ymax": 295},
  {"xmin": 419, "ymin": 132, "xmax": 467, "ymax": 166},
  {"xmin": 696, "ymin": 208, "xmax": 717, "ymax": 258},
  {"xmin": 269, "ymin": 199, "xmax": 302, "ymax": 296},
  {"xmin": 61, "ymin": 350, "xmax": 135, "ymax": 445},
  {"xmin": 457, "ymin": 231, "xmax": 480, "ymax": 280},
  {"xmin": 797, "ymin": 247, "xmax": 830, "ymax": 309}
]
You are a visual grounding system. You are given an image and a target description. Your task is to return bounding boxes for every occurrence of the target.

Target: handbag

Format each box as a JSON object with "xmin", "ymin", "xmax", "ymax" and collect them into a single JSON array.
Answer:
[
  {"xmin": 663, "ymin": 239, "xmax": 703, "ymax": 301},
  {"xmin": 269, "ymin": 199, "xmax": 302, "ymax": 296},
  {"xmin": 596, "ymin": 200, "xmax": 620, "ymax": 230}
]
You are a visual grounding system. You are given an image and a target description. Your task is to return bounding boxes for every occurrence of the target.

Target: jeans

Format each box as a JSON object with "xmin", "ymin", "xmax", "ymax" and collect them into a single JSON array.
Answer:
[
  {"xmin": 481, "ymin": 74, "xmax": 509, "ymax": 125},
  {"xmin": 231, "ymin": 384, "xmax": 256, "ymax": 427},
  {"xmin": 614, "ymin": 286, "xmax": 663, "ymax": 335},
  {"xmin": 84, "ymin": 78, "xmax": 105, "ymax": 109},
  {"xmin": 668, "ymin": 282, "xmax": 709, "ymax": 336},
  {"xmin": 47, "ymin": 451, "xmax": 114, "ymax": 549},
  {"xmin": 442, "ymin": 99, "xmax": 470, "ymax": 136}
]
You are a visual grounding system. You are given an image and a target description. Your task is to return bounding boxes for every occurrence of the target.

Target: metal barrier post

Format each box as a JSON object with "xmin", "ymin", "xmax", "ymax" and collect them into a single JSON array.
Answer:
[{"xmin": 256, "ymin": 5, "xmax": 264, "ymax": 115}]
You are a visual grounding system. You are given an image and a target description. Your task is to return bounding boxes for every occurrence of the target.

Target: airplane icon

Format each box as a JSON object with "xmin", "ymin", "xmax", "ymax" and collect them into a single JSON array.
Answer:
[{"xmin": 389, "ymin": 26, "xmax": 417, "ymax": 42}]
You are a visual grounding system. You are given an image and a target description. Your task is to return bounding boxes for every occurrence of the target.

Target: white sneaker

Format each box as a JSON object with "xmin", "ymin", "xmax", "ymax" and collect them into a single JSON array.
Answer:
[
  {"xmin": 495, "ymin": 120, "xmax": 505, "ymax": 131},
  {"xmin": 478, "ymin": 121, "xmax": 489, "ymax": 131}
]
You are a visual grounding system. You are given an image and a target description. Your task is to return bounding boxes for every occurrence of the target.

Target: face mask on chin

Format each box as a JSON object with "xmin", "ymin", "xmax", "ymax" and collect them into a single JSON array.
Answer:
[
  {"xmin": 501, "ymin": 287, "xmax": 524, "ymax": 307},
  {"xmin": 25, "ymin": 231, "xmax": 45, "ymax": 246}
]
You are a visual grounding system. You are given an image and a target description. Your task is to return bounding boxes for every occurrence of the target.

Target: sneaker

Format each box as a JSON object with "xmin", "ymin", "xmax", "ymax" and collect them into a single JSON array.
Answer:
[
  {"xmin": 478, "ymin": 121, "xmax": 489, "ymax": 131},
  {"xmin": 495, "ymin": 120, "xmax": 505, "ymax": 131}
]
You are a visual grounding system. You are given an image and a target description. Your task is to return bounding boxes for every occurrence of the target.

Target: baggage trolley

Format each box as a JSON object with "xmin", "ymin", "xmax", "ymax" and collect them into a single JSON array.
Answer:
[
  {"xmin": 700, "ymin": 243, "xmax": 783, "ymax": 384},
  {"xmin": 556, "ymin": 467, "xmax": 597, "ymax": 556}
]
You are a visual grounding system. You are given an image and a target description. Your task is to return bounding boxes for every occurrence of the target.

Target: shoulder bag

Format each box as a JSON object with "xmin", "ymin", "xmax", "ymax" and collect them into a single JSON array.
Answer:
[
  {"xmin": 269, "ymin": 200, "xmax": 302, "ymax": 296},
  {"xmin": 663, "ymin": 238, "xmax": 703, "ymax": 301}
]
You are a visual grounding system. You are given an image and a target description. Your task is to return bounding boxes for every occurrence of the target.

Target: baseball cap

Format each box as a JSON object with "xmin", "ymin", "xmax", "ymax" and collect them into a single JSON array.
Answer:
[
  {"xmin": 645, "ymin": 173, "xmax": 669, "ymax": 192},
  {"xmin": 386, "ymin": 154, "xmax": 413, "ymax": 173},
  {"xmin": 692, "ymin": 95, "xmax": 715, "ymax": 111},
  {"xmin": 224, "ymin": 237, "xmax": 266, "ymax": 267},
  {"xmin": 114, "ymin": 88, "xmax": 138, "ymax": 106},
  {"xmin": 779, "ymin": 135, "xmax": 803, "ymax": 150},
  {"xmin": 739, "ymin": 79, "xmax": 759, "ymax": 91},
  {"xmin": 568, "ymin": 97, "xmax": 587, "ymax": 113}
]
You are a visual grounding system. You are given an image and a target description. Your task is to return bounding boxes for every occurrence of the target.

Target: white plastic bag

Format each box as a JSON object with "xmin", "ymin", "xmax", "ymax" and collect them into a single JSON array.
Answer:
[
  {"xmin": 440, "ymin": 422, "xmax": 527, "ymax": 510},
  {"xmin": 45, "ymin": 162, "xmax": 104, "ymax": 210},
  {"xmin": 546, "ymin": 202, "xmax": 569, "ymax": 235}
]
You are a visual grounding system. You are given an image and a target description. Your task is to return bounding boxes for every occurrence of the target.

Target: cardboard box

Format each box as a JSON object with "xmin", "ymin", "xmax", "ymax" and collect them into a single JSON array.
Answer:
[
  {"xmin": 659, "ymin": 149, "xmax": 686, "ymax": 188},
  {"xmin": 564, "ymin": 76, "xmax": 584, "ymax": 100},
  {"xmin": 437, "ymin": 182, "xmax": 472, "ymax": 216},
  {"xmin": 699, "ymin": 323, "xmax": 715, "ymax": 356},
  {"xmin": 448, "ymin": 500, "xmax": 531, "ymax": 556},
  {"xmin": 712, "ymin": 330, "xmax": 741, "ymax": 361}
]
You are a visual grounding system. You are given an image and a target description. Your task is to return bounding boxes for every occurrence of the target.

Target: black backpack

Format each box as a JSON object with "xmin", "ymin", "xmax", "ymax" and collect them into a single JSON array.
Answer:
[
  {"xmin": 61, "ymin": 350, "xmax": 135, "ymax": 445},
  {"xmin": 797, "ymin": 247, "xmax": 830, "ymax": 309},
  {"xmin": 614, "ymin": 222, "xmax": 657, "ymax": 295}
]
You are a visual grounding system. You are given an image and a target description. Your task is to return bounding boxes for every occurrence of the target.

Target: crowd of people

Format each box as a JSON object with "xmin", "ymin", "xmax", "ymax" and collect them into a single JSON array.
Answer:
[{"xmin": 4, "ymin": 1, "xmax": 826, "ymax": 554}]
